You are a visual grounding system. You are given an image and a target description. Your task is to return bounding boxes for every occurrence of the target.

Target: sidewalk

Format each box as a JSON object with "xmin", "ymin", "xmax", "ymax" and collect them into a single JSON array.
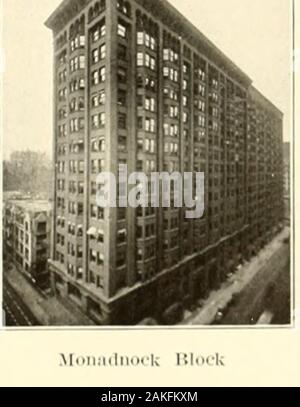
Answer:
[
  {"xmin": 182, "ymin": 227, "xmax": 290, "ymax": 325},
  {"xmin": 4, "ymin": 265, "xmax": 95, "ymax": 326}
]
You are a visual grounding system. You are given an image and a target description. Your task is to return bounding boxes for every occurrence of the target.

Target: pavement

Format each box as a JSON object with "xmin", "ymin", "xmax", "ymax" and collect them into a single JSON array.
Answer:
[
  {"xmin": 3, "ymin": 263, "xmax": 95, "ymax": 327},
  {"xmin": 3, "ymin": 283, "xmax": 40, "ymax": 327},
  {"xmin": 182, "ymin": 227, "xmax": 290, "ymax": 325}
]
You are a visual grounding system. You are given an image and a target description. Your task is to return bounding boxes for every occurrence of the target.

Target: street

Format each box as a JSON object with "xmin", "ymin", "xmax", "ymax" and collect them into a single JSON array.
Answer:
[
  {"xmin": 218, "ymin": 244, "xmax": 290, "ymax": 325},
  {"xmin": 182, "ymin": 228, "xmax": 291, "ymax": 326},
  {"xmin": 3, "ymin": 281, "xmax": 40, "ymax": 327}
]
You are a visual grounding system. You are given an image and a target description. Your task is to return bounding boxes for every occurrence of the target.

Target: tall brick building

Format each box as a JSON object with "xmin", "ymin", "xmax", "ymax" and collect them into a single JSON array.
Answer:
[{"xmin": 46, "ymin": 0, "xmax": 284, "ymax": 325}]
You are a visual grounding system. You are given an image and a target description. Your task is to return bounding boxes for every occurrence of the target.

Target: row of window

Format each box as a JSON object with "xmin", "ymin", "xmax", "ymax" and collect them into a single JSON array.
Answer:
[
  {"xmin": 136, "ymin": 223, "xmax": 156, "ymax": 239},
  {"xmin": 163, "ymin": 236, "xmax": 179, "ymax": 250},
  {"xmin": 91, "ymin": 22, "xmax": 106, "ymax": 43},
  {"xmin": 70, "ymin": 117, "xmax": 84, "ymax": 133},
  {"xmin": 70, "ymin": 97, "xmax": 84, "ymax": 112},
  {"xmin": 70, "ymin": 56, "xmax": 85, "ymax": 72},
  {"xmin": 90, "ymin": 249, "xmax": 104, "ymax": 266},
  {"xmin": 91, "ymin": 90, "xmax": 106, "ymax": 107},
  {"xmin": 137, "ymin": 96, "xmax": 156, "ymax": 112},
  {"xmin": 91, "ymin": 113, "xmax": 106, "ymax": 129},
  {"xmin": 137, "ymin": 243, "xmax": 156, "ymax": 261},
  {"xmin": 163, "ymin": 67, "xmax": 179, "ymax": 83},
  {"xmin": 117, "ymin": 0, "xmax": 131, "ymax": 16},
  {"xmin": 90, "ymin": 205, "xmax": 104, "ymax": 220},
  {"xmin": 70, "ymin": 35, "xmax": 85, "ymax": 52},
  {"xmin": 70, "ymin": 78, "xmax": 85, "ymax": 93},
  {"xmin": 91, "ymin": 44, "xmax": 106, "ymax": 64},
  {"xmin": 137, "ymin": 138, "xmax": 155, "ymax": 153},
  {"xmin": 137, "ymin": 52, "xmax": 156, "ymax": 71},
  {"xmin": 58, "ymin": 69, "xmax": 67, "ymax": 84},
  {"xmin": 91, "ymin": 159, "xmax": 105, "ymax": 174},
  {"xmin": 68, "ymin": 201, "xmax": 84, "ymax": 216},
  {"xmin": 69, "ymin": 181, "xmax": 84, "ymax": 194},
  {"xmin": 58, "ymin": 141, "xmax": 84, "ymax": 155},
  {"xmin": 92, "ymin": 67, "xmax": 106, "ymax": 85},
  {"xmin": 69, "ymin": 160, "xmax": 84, "ymax": 174},
  {"xmin": 91, "ymin": 137, "xmax": 105, "ymax": 152},
  {"xmin": 58, "ymin": 88, "xmax": 67, "ymax": 101},
  {"xmin": 137, "ymin": 32, "xmax": 156, "ymax": 50},
  {"xmin": 164, "ymin": 141, "xmax": 179, "ymax": 155},
  {"xmin": 137, "ymin": 117, "xmax": 156, "ymax": 133},
  {"xmin": 163, "ymin": 48, "xmax": 179, "ymax": 63},
  {"xmin": 164, "ymin": 105, "xmax": 179, "ymax": 118}
]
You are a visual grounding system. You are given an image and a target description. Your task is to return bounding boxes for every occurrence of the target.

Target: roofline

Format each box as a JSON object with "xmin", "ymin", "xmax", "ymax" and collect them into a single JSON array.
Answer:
[
  {"xmin": 155, "ymin": 0, "xmax": 252, "ymax": 85},
  {"xmin": 45, "ymin": 0, "xmax": 92, "ymax": 30},
  {"xmin": 249, "ymin": 86, "xmax": 283, "ymax": 117},
  {"xmin": 45, "ymin": 0, "xmax": 252, "ymax": 86}
]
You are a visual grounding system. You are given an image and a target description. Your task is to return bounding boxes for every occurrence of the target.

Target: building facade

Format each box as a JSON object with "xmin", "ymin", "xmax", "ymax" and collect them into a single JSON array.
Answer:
[
  {"xmin": 283, "ymin": 142, "xmax": 290, "ymax": 223},
  {"xmin": 3, "ymin": 201, "xmax": 52, "ymax": 288},
  {"xmin": 46, "ymin": 0, "xmax": 284, "ymax": 325}
]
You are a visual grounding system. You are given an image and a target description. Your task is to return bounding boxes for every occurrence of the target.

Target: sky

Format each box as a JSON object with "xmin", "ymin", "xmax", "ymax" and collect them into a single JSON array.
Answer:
[{"xmin": 2, "ymin": 0, "xmax": 292, "ymax": 160}]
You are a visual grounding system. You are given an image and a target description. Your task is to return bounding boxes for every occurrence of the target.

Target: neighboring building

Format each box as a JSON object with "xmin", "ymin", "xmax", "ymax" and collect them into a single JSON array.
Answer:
[
  {"xmin": 283, "ymin": 142, "xmax": 290, "ymax": 222},
  {"xmin": 2, "ymin": 191, "xmax": 29, "ymax": 202},
  {"xmin": 3, "ymin": 201, "xmax": 52, "ymax": 288},
  {"xmin": 247, "ymin": 87, "xmax": 284, "ymax": 248},
  {"xmin": 45, "ymin": 0, "xmax": 284, "ymax": 325}
]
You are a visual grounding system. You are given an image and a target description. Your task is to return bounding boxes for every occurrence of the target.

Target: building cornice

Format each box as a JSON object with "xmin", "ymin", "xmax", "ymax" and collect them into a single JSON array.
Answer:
[
  {"xmin": 45, "ymin": 0, "xmax": 92, "ymax": 33},
  {"xmin": 249, "ymin": 86, "xmax": 283, "ymax": 118},
  {"xmin": 45, "ymin": 0, "xmax": 252, "ymax": 87}
]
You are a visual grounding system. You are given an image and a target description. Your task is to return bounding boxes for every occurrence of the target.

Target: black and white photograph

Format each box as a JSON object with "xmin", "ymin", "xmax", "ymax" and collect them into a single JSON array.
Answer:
[{"xmin": 1, "ymin": 0, "xmax": 292, "ymax": 328}]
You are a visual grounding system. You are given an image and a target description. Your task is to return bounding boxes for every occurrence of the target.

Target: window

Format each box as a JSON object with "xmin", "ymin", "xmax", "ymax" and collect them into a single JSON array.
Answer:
[
  {"xmin": 99, "ymin": 90, "xmax": 105, "ymax": 105},
  {"xmin": 98, "ymin": 230, "xmax": 104, "ymax": 243},
  {"xmin": 117, "ymin": 229, "xmax": 127, "ymax": 244},
  {"xmin": 97, "ymin": 252, "xmax": 104, "ymax": 266},
  {"xmin": 118, "ymin": 135, "xmax": 127, "ymax": 150},
  {"xmin": 92, "ymin": 115, "xmax": 99, "ymax": 129},
  {"xmin": 79, "ymin": 35, "xmax": 85, "ymax": 47},
  {"xmin": 117, "ymin": 67, "xmax": 126, "ymax": 83},
  {"xmin": 100, "ymin": 67, "xmax": 106, "ymax": 82},
  {"xmin": 79, "ymin": 161, "xmax": 84, "ymax": 174},
  {"xmin": 150, "ymin": 37, "xmax": 156, "ymax": 50},
  {"xmin": 79, "ymin": 56, "xmax": 85, "ymax": 69},
  {"xmin": 92, "ymin": 49, "xmax": 99, "ymax": 64},
  {"xmin": 100, "ymin": 44, "xmax": 106, "ymax": 59},
  {"xmin": 137, "ymin": 52, "xmax": 144, "ymax": 66},
  {"xmin": 101, "ymin": 24, "xmax": 106, "ymax": 37},
  {"xmin": 93, "ymin": 29, "xmax": 100, "ymax": 42},
  {"xmin": 92, "ymin": 95, "xmax": 99, "ymax": 107},
  {"xmin": 137, "ymin": 32, "xmax": 144, "ymax": 45},
  {"xmin": 145, "ymin": 54, "xmax": 150, "ymax": 68},
  {"xmin": 118, "ymin": 113, "xmax": 126, "ymax": 129},
  {"xmin": 118, "ymin": 23, "xmax": 126, "ymax": 38},
  {"xmin": 78, "ymin": 182, "xmax": 84, "ymax": 194},
  {"xmin": 117, "ymin": 252, "xmax": 126, "ymax": 268},
  {"xmin": 150, "ymin": 57, "xmax": 156, "ymax": 71},
  {"xmin": 117, "ymin": 89, "xmax": 126, "ymax": 106},
  {"xmin": 90, "ymin": 249, "xmax": 97, "ymax": 263},
  {"xmin": 99, "ymin": 113, "xmax": 105, "ymax": 127},
  {"xmin": 145, "ymin": 33, "xmax": 150, "ymax": 48},
  {"xmin": 117, "ymin": 44, "xmax": 127, "ymax": 60},
  {"xmin": 92, "ymin": 70, "xmax": 99, "ymax": 85}
]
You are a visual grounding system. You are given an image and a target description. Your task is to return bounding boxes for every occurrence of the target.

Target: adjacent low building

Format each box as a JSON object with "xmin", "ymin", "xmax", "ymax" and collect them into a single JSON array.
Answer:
[{"xmin": 3, "ymin": 200, "xmax": 52, "ymax": 288}]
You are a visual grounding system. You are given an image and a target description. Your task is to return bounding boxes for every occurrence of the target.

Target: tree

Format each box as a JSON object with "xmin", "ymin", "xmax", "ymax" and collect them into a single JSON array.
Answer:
[{"xmin": 3, "ymin": 150, "xmax": 53, "ymax": 198}]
